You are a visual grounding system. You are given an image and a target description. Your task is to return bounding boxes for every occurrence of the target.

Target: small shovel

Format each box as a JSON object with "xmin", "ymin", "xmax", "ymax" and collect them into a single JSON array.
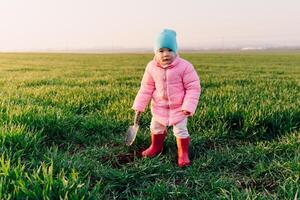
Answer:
[{"xmin": 125, "ymin": 111, "xmax": 141, "ymax": 146}]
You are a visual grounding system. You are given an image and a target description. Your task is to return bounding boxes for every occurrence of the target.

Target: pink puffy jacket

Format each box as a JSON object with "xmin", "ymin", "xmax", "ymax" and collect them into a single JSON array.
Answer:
[{"xmin": 132, "ymin": 55, "xmax": 201, "ymax": 126}]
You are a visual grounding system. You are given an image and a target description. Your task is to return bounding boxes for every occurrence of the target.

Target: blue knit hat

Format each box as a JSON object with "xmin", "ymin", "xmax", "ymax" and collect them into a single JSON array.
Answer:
[{"xmin": 154, "ymin": 29, "xmax": 177, "ymax": 53}]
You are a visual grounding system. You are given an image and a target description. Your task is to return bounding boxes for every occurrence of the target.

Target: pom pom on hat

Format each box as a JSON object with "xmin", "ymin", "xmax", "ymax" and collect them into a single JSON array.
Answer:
[{"xmin": 154, "ymin": 29, "xmax": 177, "ymax": 53}]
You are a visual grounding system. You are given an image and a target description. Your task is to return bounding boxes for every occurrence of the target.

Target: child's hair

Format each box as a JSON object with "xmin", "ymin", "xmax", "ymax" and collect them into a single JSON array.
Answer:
[{"xmin": 154, "ymin": 29, "xmax": 177, "ymax": 53}]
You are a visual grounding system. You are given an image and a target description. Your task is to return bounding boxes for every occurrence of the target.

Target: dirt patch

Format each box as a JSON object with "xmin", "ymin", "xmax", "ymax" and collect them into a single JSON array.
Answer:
[
  {"xmin": 238, "ymin": 177, "xmax": 278, "ymax": 193},
  {"xmin": 101, "ymin": 150, "xmax": 143, "ymax": 168}
]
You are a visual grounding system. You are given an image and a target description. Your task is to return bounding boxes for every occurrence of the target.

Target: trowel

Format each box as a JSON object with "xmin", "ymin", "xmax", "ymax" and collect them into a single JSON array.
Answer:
[{"xmin": 125, "ymin": 111, "xmax": 141, "ymax": 146}]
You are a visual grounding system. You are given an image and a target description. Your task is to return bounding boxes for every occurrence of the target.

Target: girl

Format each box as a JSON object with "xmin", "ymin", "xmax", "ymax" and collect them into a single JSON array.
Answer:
[{"xmin": 132, "ymin": 29, "xmax": 201, "ymax": 167}]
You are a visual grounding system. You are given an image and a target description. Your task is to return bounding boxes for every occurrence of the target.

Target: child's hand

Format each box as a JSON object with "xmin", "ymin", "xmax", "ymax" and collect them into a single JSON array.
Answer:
[{"xmin": 182, "ymin": 110, "xmax": 191, "ymax": 115}]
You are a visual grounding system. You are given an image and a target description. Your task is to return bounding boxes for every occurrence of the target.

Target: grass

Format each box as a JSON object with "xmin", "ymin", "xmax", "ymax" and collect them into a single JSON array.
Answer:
[{"xmin": 0, "ymin": 51, "xmax": 299, "ymax": 199}]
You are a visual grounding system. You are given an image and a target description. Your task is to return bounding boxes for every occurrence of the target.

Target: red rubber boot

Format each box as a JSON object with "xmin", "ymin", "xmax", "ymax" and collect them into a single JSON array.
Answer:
[
  {"xmin": 176, "ymin": 137, "xmax": 190, "ymax": 167},
  {"xmin": 142, "ymin": 132, "xmax": 166, "ymax": 157}
]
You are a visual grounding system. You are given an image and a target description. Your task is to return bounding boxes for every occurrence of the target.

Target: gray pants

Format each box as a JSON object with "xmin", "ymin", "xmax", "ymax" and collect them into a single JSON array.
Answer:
[{"xmin": 150, "ymin": 117, "xmax": 189, "ymax": 138}]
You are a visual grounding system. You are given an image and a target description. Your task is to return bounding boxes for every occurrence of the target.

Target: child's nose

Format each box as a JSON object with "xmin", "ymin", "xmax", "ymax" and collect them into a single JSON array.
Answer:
[{"xmin": 162, "ymin": 51, "xmax": 169, "ymax": 56}]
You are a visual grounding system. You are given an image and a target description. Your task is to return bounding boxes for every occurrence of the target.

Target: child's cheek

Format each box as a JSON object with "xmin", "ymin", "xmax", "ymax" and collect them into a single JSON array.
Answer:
[
  {"xmin": 155, "ymin": 54, "xmax": 161, "ymax": 61},
  {"xmin": 156, "ymin": 56, "xmax": 164, "ymax": 65}
]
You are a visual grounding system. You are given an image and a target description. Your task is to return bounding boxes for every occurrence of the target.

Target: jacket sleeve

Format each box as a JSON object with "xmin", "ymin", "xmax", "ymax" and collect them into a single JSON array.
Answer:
[
  {"xmin": 132, "ymin": 64, "xmax": 155, "ymax": 112},
  {"xmin": 181, "ymin": 64, "xmax": 201, "ymax": 115}
]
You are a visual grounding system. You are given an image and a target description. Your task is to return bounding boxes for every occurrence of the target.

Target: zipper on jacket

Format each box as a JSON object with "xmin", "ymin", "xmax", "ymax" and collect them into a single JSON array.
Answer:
[{"xmin": 165, "ymin": 68, "xmax": 170, "ymax": 126}]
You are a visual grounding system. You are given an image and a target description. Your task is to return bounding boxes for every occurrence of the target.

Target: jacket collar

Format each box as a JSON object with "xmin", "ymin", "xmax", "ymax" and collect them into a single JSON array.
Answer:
[{"xmin": 154, "ymin": 54, "xmax": 180, "ymax": 69}]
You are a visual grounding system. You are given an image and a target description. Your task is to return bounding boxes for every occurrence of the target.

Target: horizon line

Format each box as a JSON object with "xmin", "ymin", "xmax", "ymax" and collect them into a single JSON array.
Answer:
[{"xmin": 1, "ymin": 46, "xmax": 300, "ymax": 54}]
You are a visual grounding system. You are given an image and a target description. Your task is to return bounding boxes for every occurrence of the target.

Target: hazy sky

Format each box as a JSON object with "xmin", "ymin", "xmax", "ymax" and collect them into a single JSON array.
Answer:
[{"xmin": 1, "ymin": 0, "xmax": 300, "ymax": 51}]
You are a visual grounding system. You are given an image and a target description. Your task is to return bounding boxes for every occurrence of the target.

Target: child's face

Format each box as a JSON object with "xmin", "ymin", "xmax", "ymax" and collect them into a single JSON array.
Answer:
[{"xmin": 155, "ymin": 48, "xmax": 176, "ymax": 66}]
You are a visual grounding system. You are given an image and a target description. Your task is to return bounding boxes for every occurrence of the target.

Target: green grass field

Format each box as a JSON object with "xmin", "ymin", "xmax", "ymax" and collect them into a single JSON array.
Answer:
[{"xmin": 0, "ymin": 52, "xmax": 299, "ymax": 199}]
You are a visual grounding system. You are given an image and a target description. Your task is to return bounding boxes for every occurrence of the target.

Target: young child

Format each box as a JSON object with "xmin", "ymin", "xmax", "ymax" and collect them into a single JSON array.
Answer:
[{"xmin": 132, "ymin": 29, "xmax": 201, "ymax": 167}]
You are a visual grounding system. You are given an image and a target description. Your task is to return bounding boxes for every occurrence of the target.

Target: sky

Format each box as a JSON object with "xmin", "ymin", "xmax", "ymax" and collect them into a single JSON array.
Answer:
[{"xmin": 1, "ymin": 0, "xmax": 300, "ymax": 51}]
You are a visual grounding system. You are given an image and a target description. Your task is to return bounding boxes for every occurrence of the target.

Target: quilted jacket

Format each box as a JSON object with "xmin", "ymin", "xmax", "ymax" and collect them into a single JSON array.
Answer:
[{"xmin": 132, "ymin": 55, "xmax": 201, "ymax": 126}]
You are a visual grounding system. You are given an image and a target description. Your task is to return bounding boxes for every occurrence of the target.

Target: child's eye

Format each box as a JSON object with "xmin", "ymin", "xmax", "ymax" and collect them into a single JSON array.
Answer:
[{"xmin": 158, "ymin": 48, "xmax": 172, "ymax": 53}]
